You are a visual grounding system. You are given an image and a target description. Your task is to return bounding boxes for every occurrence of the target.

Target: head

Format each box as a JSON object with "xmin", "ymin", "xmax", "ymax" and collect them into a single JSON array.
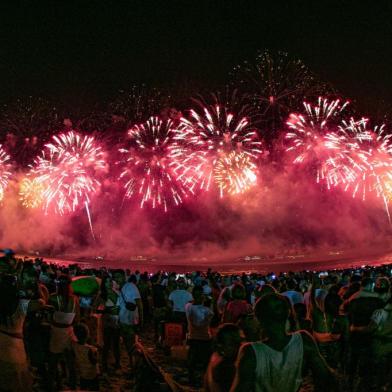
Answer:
[
  {"xmin": 350, "ymin": 274, "xmax": 362, "ymax": 285},
  {"xmin": 192, "ymin": 285, "xmax": 204, "ymax": 304},
  {"xmin": 255, "ymin": 293, "xmax": 290, "ymax": 333},
  {"xmin": 100, "ymin": 276, "xmax": 112, "ymax": 301},
  {"xmin": 177, "ymin": 277, "xmax": 187, "ymax": 290},
  {"xmin": 232, "ymin": 283, "xmax": 246, "ymax": 300},
  {"xmin": 215, "ymin": 323, "xmax": 242, "ymax": 360},
  {"xmin": 324, "ymin": 293, "xmax": 342, "ymax": 317},
  {"xmin": 361, "ymin": 277, "xmax": 375, "ymax": 292},
  {"xmin": 328, "ymin": 284, "xmax": 340, "ymax": 296},
  {"xmin": 112, "ymin": 269, "xmax": 126, "ymax": 287},
  {"xmin": 129, "ymin": 274, "xmax": 137, "ymax": 284},
  {"xmin": 151, "ymin": 274, "xmax": 160, "ymax": 285},
  {"xmin": 375, "ymin": 277, "xmax": 390, "ymax": 295},
  {"xmin": 20, "ymin": 263, "xmax": 39, "ymax": 294},
  {"xmin": 73, "ymin": 323, "xmax": 89, "ymax": 344},
  {"xmin": 286, "ymin": 279, "xmax": 296, "ymax": 291}
]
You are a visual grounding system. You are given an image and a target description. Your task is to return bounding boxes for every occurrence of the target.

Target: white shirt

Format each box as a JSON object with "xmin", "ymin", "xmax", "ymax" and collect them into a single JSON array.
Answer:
[
  {"xmin": 169, "ymin": 289, "xmax": 193, "ymax": 312},
  {"xmin": 252, "ymin": 332, "xmax": 304, "ymax": 392},
  {"xmin": 372, "ymin": 303, "xmax": 392, "ymax": 328},
  {"xmin": 117, "ymin": 282, "xmax": 141, "ymax": 325},
  {"xmin": 282, "ymin": 290, "xmax": 304, "ymax": 305},
  {"xmin": 304, "ymin": 289, "xmax": 327, "ymax": 308},
  {"xmin": 185, "ymin": 303, "xmax": 213, "ymax": 340}
]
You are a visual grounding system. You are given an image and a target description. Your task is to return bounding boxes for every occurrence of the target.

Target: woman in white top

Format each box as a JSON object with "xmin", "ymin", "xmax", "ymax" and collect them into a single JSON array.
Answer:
[
  {"xmin": 48, "ymin": 274, "xmax": 80, "ymax": 390},
  {"xmin": 0, "ymin": 274, "xmax": 32, "ymax": 391},
  {"xmin": 231, "ymin": 293, "xmax": 335, "ymax": 392}
]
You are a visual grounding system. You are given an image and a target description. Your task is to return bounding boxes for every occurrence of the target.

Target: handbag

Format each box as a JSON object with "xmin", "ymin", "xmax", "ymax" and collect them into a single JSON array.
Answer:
[{"xmin": 120, "ymin": 288, "xmax": 137, "ymax": 311}]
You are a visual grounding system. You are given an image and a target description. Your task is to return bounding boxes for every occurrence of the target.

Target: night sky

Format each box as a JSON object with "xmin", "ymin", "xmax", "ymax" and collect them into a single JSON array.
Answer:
[{"xmin": 1, "ymin": 1, "xmax": 392, "ymax": 109}]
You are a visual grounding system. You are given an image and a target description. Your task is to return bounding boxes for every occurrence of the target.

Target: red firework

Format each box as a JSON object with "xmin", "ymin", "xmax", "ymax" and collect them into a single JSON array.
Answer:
[
  {"xmin": 118, "ymin": 116, "xmax": 191, "ymax": 212},
  {"xmin": 173, "ymin": 99, "xmax": 262, "ymax": 195}
]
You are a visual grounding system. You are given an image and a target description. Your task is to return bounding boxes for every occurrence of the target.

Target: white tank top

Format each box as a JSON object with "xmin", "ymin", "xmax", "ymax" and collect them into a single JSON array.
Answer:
[{"xmin": 251, "ymin": 332, "xmax": 303, "ymax": 392}]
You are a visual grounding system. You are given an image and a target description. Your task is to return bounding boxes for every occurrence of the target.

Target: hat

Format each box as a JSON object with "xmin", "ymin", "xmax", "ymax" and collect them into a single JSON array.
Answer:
[{"xmin": 1, "ymin": 248, "xmax": 15, "ymax": 256}]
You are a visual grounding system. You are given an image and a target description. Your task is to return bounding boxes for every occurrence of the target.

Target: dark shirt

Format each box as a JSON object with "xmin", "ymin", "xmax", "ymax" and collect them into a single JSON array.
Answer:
[
  {"xmin": 348, "ymin": 296, "xmax": 385, "ymax": 327},
  {"xmin": 152, "ymin": 284, "xmax": 166, "ymax": 308}
]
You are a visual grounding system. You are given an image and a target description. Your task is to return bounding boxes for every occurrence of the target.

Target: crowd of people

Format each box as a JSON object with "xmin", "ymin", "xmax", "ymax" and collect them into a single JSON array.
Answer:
[{"xmin": 0, "ymin": 250, "xmax": 391, "ymax": 391}]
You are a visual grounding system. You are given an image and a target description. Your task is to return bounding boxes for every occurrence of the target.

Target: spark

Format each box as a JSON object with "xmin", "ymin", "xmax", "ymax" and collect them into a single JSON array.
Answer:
[
  {"xmin": 32, "ymin": 131, "xmax": 106, "ymax": 215},
  {"xmin": 0, "ymin": 146, "xmax": 12, "ymax": 201},
  {"xmin": 175, "ymin": 99, "xmax": 262, "ymax": 195},
  {"xmin": 118, "ymin": 116, "xmax": 189, "ymax": 212},
  {"xmin": 213, "ymin": 151, "xmax": 257, "ymax": 196},
  {"xmin": 19, "ymin": 177, "xmax": 45, "ymax": 208}
]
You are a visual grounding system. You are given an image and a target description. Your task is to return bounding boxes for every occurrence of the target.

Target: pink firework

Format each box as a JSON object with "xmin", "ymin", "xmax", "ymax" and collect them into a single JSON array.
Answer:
[
  {"xmin": 285, "ymin": 97, "xmax": 350, "ymax": 184},
  {"xmin": 0, "ymin": 145, "xmax": 12, "ymax": 201},
  {"xmin": 174, "ymin": 99, "xmax": 262, "ymax": 194},
  {"xmin": 317, "ymin": 117, "xmax": 371, "ymax": 189},
  {"xmin": 118, "ymin": 116, "xmax": 189, "ymax": 212},
  {"xmin": 320, "ymin": 126, "xmax": 360, "ymax": 188},
  {"xmin": 32, "ymin": 131, "xmax": 106, "ymax": 215},
  {"xmin": 341, "ymin": 119, "xmax": 392, "ymax": 203}
]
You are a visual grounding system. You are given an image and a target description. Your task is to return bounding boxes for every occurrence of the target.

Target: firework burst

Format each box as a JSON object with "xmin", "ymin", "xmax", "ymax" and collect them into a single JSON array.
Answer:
[
  {"xmin": 0, "ymin": 146, "xmax": 12, "ymax": 201},
  {"xmin": 320, "ymin": 127, "xmax": 360, "ymax": 188},
  {"xmin": 109, "ymin": 84, "xmax": 169, "ymax": 124},
  {"xmin": 118, "ymin": 116, "xmax": 189, "ymax": 212},
  {"xmin": 213, "ymin": 152, "xmax": 257, "ymax": 196},
  {"xmin": 32, "ymin": 131, "xmax": 106, "ymax": 215},
  {"xmin": 175, "ymin": 98, "xmax": 262, "ymax": 195},
  {"xmin": 233, "ymin": 51, "xmax": 331, "ymax": 139},
  {"xmin": 285, "ymin": 97, "xmax": 350, "ymax": 184},
  {"xmin": 341, "ymin": 119, "xmax": 392, "ymax": 202},
  {"xmin": 19, "ymin": 177, "xmax": 45, "ymax": 208}
]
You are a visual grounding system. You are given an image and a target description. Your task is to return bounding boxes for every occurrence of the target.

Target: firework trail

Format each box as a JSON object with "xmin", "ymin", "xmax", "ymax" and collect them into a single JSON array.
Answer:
[
  {"xmin": 213, "ymin": 151, "xmax": 257, "ymax": 196},
  {"xmin": 19, "ymin": 177, "xmax": 45, "ymax": 208},
  {"xmin": 175, "ymin": 98, "xmax": 262, "ymax": 196},
  {"xmin": 118, "ymin": 116, "xmax": 190, "ymax": 212},
  {"xmin": 285, "ymin": 97, "xmax": 350, "ymax": 185},
  {"xmin": 0, "ymin": 146, "xmax": 12, "ymax": 201},
  {"xmin": 31, "ymin": 131, "xmax": 106, "ymax": 237}
]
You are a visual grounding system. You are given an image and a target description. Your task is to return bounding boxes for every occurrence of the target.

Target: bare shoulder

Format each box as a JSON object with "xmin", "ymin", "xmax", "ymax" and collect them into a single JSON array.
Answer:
[
  {"xmin": 299, "ymin": 330, "xmax": 318, "ymax": 352},
  {"xmin": 237, "ymin": 342, "xmax": 256, "ymax": 364}
]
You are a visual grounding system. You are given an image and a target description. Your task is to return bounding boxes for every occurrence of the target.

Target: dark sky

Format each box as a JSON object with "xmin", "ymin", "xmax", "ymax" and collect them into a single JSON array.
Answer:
[{"xmin": 1, "ymin": 1, "xmax": 392, "ymax": 108}]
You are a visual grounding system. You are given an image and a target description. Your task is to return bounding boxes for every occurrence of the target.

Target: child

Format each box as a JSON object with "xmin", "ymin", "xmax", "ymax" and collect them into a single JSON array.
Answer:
[
  {"xmin": 205, "ymin": 323, "xmax": 242, "ymax": 392},
  {"xmin": 72, "ymin": 323, "xmax": 99, "ymax": 391}
]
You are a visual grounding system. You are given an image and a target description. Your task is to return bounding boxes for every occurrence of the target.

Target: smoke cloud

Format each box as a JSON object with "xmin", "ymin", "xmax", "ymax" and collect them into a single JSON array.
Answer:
[{"xmin": 0, "ymin": 162, "xmax": 390, "ymax": 264}]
